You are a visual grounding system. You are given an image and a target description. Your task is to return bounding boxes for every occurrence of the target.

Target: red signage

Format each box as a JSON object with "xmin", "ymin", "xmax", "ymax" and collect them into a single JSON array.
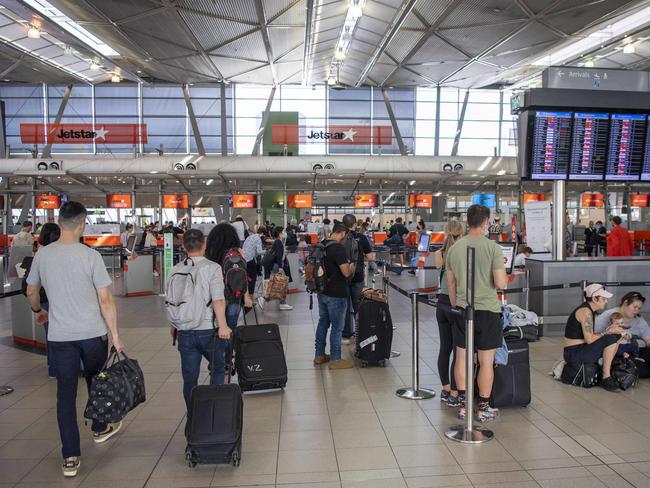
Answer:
[
  {"xmin": 581, "ymin": 193, "xmax": 604, "ymax": 208},
  {"xmin": 272, "ymin": 125, "xmax": 392, "ymax": 145},
  {"xmin": 232, "ymin": 194, "xmax": 256, "ymax": 209},
  {"xmin": 288, "ymin": 194, "xmax": 313, "ymax": 208},
  {"xmin": 163, "ymin": 194, "xmax": 189, "ymax": 209},
  {"xmin": 408, "ymin": 194, "xmax": 433, "ymax": 209},
  {"xmin": 106, "ymin": 194, "xmax": 132, "ymax": 208},
  {"xmin": 354, "ymin": 194, "xmax": 378, "ymax": 208},
  {"xmin": 523, "ymin": 193, "xmax": 546, "ymax": 203},
  {"xmin": 36, "ymin": 195, "xmax": 60, "ymax": 209},
  {"xmin": 20, "ymin": 124, "xmax": 148, "ymax": 144},
  {"xmin": 630, "ymin": 194, "xmax": 649, "ymax": 207}
]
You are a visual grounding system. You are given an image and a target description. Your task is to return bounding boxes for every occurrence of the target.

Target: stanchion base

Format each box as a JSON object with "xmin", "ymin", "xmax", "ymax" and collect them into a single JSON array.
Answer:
[
  {"xmin": 396, "ymin": 387, "xmax": 435, "ymax": 400},
  {"xmin": 0, "ymin": 386, "xmax": 14, "ymax": 396},
  {"xmin": 390, "ymin": 351, "xmax": 401, "ymax": 358},
  {"xmin": 444, "ymin": 425, "xmax": 494, "ymax": 444}
]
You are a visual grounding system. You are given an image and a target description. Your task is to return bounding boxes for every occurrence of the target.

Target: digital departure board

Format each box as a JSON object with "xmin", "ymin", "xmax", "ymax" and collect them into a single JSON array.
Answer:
[
  {"xmin": 606, "ymin": 114, "xmax": 645, "ymax": 181},
  {"xmin": 569, "ymin": 113, "xmax": 608, "ymax": 180},
  {"xmin": 530, "ymin": 111, "xmax": 572, "ymax": 180},
  {"xmin": 642, "ymin": 115, "xmax": 650, "ymax": 181}
]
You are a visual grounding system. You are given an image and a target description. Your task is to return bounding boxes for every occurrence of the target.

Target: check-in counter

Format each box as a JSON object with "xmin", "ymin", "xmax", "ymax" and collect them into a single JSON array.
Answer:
[
  {"xmin": 123, "ymin": 254, "xmax": 155, "ymax": 297},
  {"xmin": 9, "ymin": 280, "xmax": 46, "ymax": 349},
  {"xmin": 526, "ymin": 256, "xmax": 650, "ymax": 335}
]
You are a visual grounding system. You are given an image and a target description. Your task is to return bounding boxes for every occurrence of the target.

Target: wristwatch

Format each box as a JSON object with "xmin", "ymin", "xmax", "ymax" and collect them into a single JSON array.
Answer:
[{"xmin": 31, "ymin": 308, "xmax": 42, "ymax": 314}]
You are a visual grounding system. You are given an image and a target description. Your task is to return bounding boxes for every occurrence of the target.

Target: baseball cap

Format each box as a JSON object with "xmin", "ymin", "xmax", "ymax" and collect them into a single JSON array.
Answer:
[{"xmin": 585, "ymin": 283, "xmax": 613, "ymax": 299}]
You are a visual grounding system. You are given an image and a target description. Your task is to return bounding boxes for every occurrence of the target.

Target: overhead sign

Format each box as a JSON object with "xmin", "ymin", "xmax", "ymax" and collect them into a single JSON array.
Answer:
[
  {"xmin": 408, "ymin": 194, "xmax": 433, "ymax": 208},
  {"xmin": 354, "ymin": 194, "xmax": 378, "ymax": 208},
  {"xmin": 523, "ymin": 193, "xmax": 546, "ymax": 203},
  {"xmin": 581, "ymin": 193, "xmax": 605, "ymax": 208},
  {"xmin": 271, "ymin": 124, "xmax": 392, "ymax": 145},
  {"xmin": 20, "ymin": 124, "xmax": 148, "ymax": 144},
  {"xmin": 106, "ymin": 194, "xmax": 132, "ymax": 208},
  {"xmin": 36, "ymin": 195, "xmax": 60, "ymax": 209},
  {"xmin": 163, "ymin": 194, "xmax": 189, "ymax": 209},
  {"xmin": 541, "ymin": 67, "xmax": 649, "ymax": 91},
  {"xmin": 288, "ymin": 194, "xmax": 313, "ymax": 208},
  {"xmin": 232, "ymin": 194, "xmax": 256, "ymax": 209},
  {"xmin": 630, "ymin": 194, "xmax": 649, "ymax": 207}
]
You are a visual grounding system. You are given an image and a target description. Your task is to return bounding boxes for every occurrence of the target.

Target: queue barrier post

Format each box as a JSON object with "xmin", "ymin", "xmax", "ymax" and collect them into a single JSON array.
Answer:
[
  {"xmin": 381, "ymin": 265, "xmax": 401, "ymax": 358},
  {"xmin": 524, "ymin": 269, "xmax": 530, "ymax": 312},
  {"xmin": 396, "ymin": 291, "xmax": 435, "ymax": 400},
  {"xmin": 445, "ymin": 246, "xmax": 494, "ymax": 444}
]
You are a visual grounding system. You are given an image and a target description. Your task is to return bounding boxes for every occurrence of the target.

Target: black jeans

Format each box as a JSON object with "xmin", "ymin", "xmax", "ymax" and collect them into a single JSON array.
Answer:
[
  {"xmin": 48, "ymin": 335, "xmax": 108, "ymax": 458},
  {"xmin": 343, "ymin": 281, "xmax": 364, "ymax": 338},
  {"xmin": 436, "ymin": 294, "xmax": 458, "ymax": 388},
  {"xmin": 246, "ymin": 259, "xmax": 259, "ymax": 295}
]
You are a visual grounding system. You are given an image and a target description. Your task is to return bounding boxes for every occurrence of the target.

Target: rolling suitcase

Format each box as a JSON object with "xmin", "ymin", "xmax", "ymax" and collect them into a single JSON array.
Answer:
[
  {"xmin": 234, "ymin": 323, "xmax": 287, "ymax": 391},
  {"xmin": 355, "ymin": 297, "xmax": 393, "ymax": 367},
  {"xmin": 185, "ymin": 342, "xmax": 243, "ymax": 467},
  {"xmin": 490, "ymin": 338, "xmax": 531, "ymax": 408}
]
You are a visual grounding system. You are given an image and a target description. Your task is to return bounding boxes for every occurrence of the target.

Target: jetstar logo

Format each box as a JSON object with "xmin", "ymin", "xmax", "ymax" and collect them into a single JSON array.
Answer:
[
  {"xmin": 307, "ymin": 128, "xmax": 358, "ymax": 141},
  {"xmin": 55, "ymin": 127, "xmax": 109, "ymax": 141},
  {"xmin": 20, "ymin": 123, "xmax": 147, "ymax": 144},
  {"xmin": 272, "ymin": 124, "xmax": 392, "ymax": 145}
]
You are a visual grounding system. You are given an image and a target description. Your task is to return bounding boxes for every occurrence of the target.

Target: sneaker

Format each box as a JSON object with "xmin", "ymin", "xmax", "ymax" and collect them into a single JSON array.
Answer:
[
  {"xmin": 341, "ymin": 337, "xmax": 352, "ymax": 345},
  {"xmin": 153, "ymin": 271, "xmax": 159, "ymax": 277},
  {"xmin": 328, "ymin": 359, "xmax": 354, "ymax": 370},
  {"xmin": 313, "ymin": 354, "xmax": 331, "ymax": 365},
  {"xmin": 477, "ymin": 402, "xmax": 499, "ymax": 422},
  {"xmin": 440, "ymin": 390, "xmax": 450, "ymax": 403},
  {"xmin": 62, "ymin": 457, "xmax": 80, "ymax": 477},
  {"xmin": 458, "ymin": 406, "xmax": 466, "ymax": 420},
  {"xmin": 257, "ymin": 297, "xmax": 265, "ymax": 310},
  {"xmin": 279, "ymin": 303, "xmax": 294, "ymax": 311},
  {"xmin": 93, "ymin": 421, "xmax": 122, "ymax": 443},
  {"xmin": 448, "ymin": 393, "xmax": 465, "ymax": 409},
  {"xmin": 601, "ymin": 376, "xmax": 620, "ymax": 392}
]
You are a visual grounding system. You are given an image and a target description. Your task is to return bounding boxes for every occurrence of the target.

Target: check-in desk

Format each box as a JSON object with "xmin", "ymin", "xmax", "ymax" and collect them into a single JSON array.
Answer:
[
  {"xmin": 9, "ymin": 280, "xmax": 46, "ymax": 349},
  {"xmin": 526, "ymin": 256, "xmax": 650, "ymax": 335},
  {"xmin": 123, "ymin": 253, "xmax": 155, "ymax": 297}
]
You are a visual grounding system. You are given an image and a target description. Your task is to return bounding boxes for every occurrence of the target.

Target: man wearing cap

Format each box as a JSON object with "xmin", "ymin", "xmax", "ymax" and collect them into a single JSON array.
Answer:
[{"xmin": 564, "ymin": 284, "xmax": 626, "ymax": 391}]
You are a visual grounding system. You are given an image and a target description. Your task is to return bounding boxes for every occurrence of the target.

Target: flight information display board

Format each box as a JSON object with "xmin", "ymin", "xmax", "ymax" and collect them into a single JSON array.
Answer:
[
  {"xmin": 605, "ymin": 114, "xmax": 645, "ymax": 181},
  {"xmin": 530, "ymin": 111, "xmax": 572, "ymax": 180},
  {"xmin": 642, "ymin": 115, "xmax": 650, "ymax": 181},
  {"xmin": 569, "ymin": 113, "xmax": 608, "ymax": 180}
]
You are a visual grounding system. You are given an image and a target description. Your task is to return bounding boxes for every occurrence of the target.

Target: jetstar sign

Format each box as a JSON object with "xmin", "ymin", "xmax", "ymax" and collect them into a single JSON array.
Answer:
[
  {"xmin": 20, "ymin": 124, "xmax": 148, "ymax": 144},
  {"xmin": 272, "ymin": 124, "xmax": 392, "ymax": 145}
]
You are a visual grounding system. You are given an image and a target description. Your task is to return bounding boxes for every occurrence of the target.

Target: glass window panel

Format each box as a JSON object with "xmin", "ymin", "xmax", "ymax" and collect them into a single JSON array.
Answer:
[
  {"xmin": 416, "ymin": 138, "xmax": 435, "ymax": 156},
  {"xmin": 461, "ymin": 121, "xmax": 499, "ymax": 139},
  {"xmin": 235, "ymin": 135, "xmax": 256, "ymax": 154},
  {"xmin": 464, "ymin": 103, "xmax": 500, "ymax": 121},
  {"xmin": 143, "ymin": 98, "xmax": 186, "ymax": 116},
  {"xmin": 416, "ymin": 101, "xmax": 436, "ymax": 120},
  {"xmin": 142, "ymin": 85, "xmax": 183, "ymax": 98},
  {"xmin": 439, "ymin": 121, "xmax": 458, "ymax": 138},
  {"xmin": 236, "ymin": 85, "xmax": 274, "ymax": 99},
  {"xmin": 95, "ymin": 98, "xmax": 137, "ymax": 116},
  {"xmin": 439, "ymin": 102, "xmax": 458, "ymax": 120},
  {"xmin": 95, "ymin": 84, "xmax": 138, "ymax": 97},
  {"xmin": 236, "ymin": 118, "xmax": 260, "ymax": 136},
  {"xmin": 417, "ymin": 87, "xmax": 437, "ymax": 102},
  {"xmin": 438, "ymin": 138, "xmax": 454, "ymax": 156},
  {"xmin": 48, "ymin": 98, "xmax": 92, "ymax": 121},
  {"xmin": 191, "ymin": 98, "xmax": 220, "ymax": 117},
  {"xmin": 416, "ymin": 120, "xmax": 436, "ymax": 137},
  {"xmin": 457, "ymin": 138, "xmax": 498, "ymax": 156},
  {"xmin": 145, "ymin": 117, "xmax": 187, "ymax": 134},
  {"xmin": 329, "ymin": 100, "xmax": 370, "ymax": 117},
  {"xmin": 440, "ymin": 87, "xmax": 460, "ymax": 102},
  {"xmin": 328, "ymin": 87, "xmax": 371, "ymax": 101},
  {"xmin": 280, "ymin": 85, "xmax": 326, "ymax": 100},
  {"xmin": 468, "ymin": 89, "xmax": 500, "ymax": 103}
]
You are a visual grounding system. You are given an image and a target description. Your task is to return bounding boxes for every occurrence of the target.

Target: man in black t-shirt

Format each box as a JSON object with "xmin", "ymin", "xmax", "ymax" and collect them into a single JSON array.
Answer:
[
  {"xmin": 388, "ymin": 217, "xmax": 409, "ymax": 240},
  {"xmin": 341, "ymin": 214, "xmax": 374, "ymax": 343},
  {"xmin": 314, "ymin": 223, "xmax": 354, "ymax": 369}
]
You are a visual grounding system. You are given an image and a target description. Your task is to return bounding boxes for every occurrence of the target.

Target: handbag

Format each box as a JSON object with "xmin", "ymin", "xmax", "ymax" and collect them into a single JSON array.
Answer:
[
  {"xmin": 561, "ymin": 362, "xmax": 599, "ymax": 388},
  {"xmin": 503, "ymin": 325, "xmax": 539, "ymax": 342},
  {"xmin": 611, "ymin": 357, "xmax": 639, "ymax": 390},
  {"xmin": 265, "ymin": 272, "xmax": 289, "ymax": 301},
  {"xmin": 261, "ymin": 249, "xmax": 277, "ymax": 270},
  {"xmin": 84, "ymin": 347, "xmax": 146, "ymax": 424}
]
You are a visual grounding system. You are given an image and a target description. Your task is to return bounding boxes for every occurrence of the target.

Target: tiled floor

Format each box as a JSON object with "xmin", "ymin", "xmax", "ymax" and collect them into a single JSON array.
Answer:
[{"xmin": 2, "ymin": 276, "xmax": 650, "ymax": 487}]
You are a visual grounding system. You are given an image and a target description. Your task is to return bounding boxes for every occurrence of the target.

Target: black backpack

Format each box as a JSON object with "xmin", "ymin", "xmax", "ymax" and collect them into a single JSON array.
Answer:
[
  {"xmin": 222, "ymin": 249, "xmax": 248, "ymax": 304},
  {"xmin": 561, "ymin": 362, "xmax": 599, "ymax": 388},
  {"xmin": 612, "ymin": 356, "xmax": 639, "ymax": 390},
  {"xmin": 304, "ymin": 241, "xmax": 336, "ymax": 307},
  {"xmin": 341, "ymin": 232, "xmax": 360, "ymax": 278}
]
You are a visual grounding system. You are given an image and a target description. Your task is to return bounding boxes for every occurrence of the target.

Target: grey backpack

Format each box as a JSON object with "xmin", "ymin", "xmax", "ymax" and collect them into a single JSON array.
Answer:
[{"xmin": 165, "ymin": 258, "xmax": 212, "ymax": 330}]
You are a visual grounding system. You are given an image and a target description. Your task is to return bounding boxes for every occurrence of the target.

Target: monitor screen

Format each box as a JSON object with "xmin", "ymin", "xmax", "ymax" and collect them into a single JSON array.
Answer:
[
  {"xmin": 232, "ymin": 194, "xmax": 256, "ymax": 209},
  {"xmin": 641, "ymin": 115, "xmax": 650, "ymax": 181},
  {"xmin": 529, "ymin": 111, "xmax": 572, "ymax": 180},
  {"xmin": 606, "ymin": 114, "xmax": 645, "ymax": 181},
  {"xmin": 417, "ymin": 234, "xmax": 430, "ymax": 253},
  {"xmin": 569, "ymin": 112, "xmax": 608, "ymax": 180},
  {"xmin": 498, "ymin": 242, "xmax": 517, "ymax": 275},
  {"xmin": 471, "ymin": 193, "xmax": 496, "ymax": 208}
]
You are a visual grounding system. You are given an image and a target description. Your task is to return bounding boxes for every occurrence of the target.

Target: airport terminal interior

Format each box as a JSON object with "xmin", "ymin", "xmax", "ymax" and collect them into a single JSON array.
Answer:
[{"xmin": 3, "ymin": 0, "xmax": 650, "ymax": 486}]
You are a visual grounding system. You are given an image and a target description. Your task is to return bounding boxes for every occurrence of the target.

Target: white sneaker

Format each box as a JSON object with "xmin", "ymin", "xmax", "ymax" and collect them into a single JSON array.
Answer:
[
  {"xmin": 257, "ymin": 297, "xmax": 265, "ymax": 310},
  {"xmin": 341, "ymin": 338, "xmax": 352, "ymax": 345},
  {"xmin": 279, "ymin": 303, "xmax": 293, "ymax": 311},
  {"xmin": 153, "ymin": 271, "xmax": 160, "ymax": 277}
]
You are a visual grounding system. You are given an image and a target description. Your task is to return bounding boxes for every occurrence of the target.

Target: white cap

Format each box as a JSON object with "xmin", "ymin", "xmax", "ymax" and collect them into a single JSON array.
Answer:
[{"xmin": 585, "ymin": 283, "xmax": 613, "ymax": 299}]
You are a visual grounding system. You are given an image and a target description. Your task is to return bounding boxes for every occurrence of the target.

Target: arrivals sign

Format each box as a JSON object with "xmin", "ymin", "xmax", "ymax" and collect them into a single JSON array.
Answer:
[
  {"xmin": 408, "ymin": 194, "xmax": 433, "ymax": 209},
  {"xmin": 36, "ymin": 195, "xmax": 60, "ymax": 209},
  {"xmin": 581, "ymin": 193, "xmax": 604, "ymax": 208},
  {"xmin": 354, "ymin": 194, "xmax": 378, "ymax": 208},
  {"xmin": 271, "ymin": 125, "xmax": 392, "ymax": 145},
  {"xmin": 20, "ymin": 124, "xmax": 148, "ymax": 144},
  {"xmin": 288, "ymin": 194, "xmax": 312, "ymax": 208},
  {"xmin": 106, "ymin": 194, "xmax": 132, "ymax": 209},
  {"xmin": 163, "ymin": 194, "xmax": 189, "ymax": 209},
  {"xmin": 232, "ymin": 194, "xmax": 256, "ymax": 209}
]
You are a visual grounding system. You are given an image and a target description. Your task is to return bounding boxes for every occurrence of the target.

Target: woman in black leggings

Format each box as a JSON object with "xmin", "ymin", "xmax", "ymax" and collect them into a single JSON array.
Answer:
[{"xmin": 434, "ymin": 220, "xmax": 464, "ymax": 406}]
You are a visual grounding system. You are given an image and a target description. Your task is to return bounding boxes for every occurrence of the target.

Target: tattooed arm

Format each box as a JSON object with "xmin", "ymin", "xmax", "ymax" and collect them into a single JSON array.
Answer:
[{"xmin": 578, "ymin": 309, "xmax": 601, "ymax": 344}]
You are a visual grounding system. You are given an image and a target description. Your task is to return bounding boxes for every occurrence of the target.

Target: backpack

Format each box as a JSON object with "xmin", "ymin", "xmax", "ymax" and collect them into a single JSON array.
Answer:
[
  {"xmin": 304, "ymin": 241, "xmax": 336, "ymax": 296},
  {"xmin": 561, "ymin": 362, "xmax": 599, "ymax": 388},
  {"xmin": 222, "ymin": 248, "xmax": 248, "ymax": 304},
  {"xmin": 165, "ymin": 258, "xmax": 212, "ymax": 330},
  {"xmin": 342, "ymin": 232, "xmax": 360, "ymax": 278},
  {"xmin": 611, "ymin": 357, "xmax": 639, "ymax": 390}
]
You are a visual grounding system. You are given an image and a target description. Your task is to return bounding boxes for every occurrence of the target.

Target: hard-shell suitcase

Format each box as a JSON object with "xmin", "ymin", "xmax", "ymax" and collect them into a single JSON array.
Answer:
[
  {"xmin": 234, "ymin": 323, "xmax": 287, "ymax": 391},
  {"xmin": 355, "ymin": 298, "xmax": 393, "ymax": 367},
  {"xmin": 490, "ymin": 338, "xmax": 531, "ymax": 408},
  {"xmin": 185, "ymin": 382, "xmax": 243, "ymax": 467}
]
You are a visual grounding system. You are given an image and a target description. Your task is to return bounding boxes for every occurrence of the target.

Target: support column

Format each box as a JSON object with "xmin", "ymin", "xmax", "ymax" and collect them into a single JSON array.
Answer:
[
  {"xmin": 381, "ymin": 88, "xmax": 407, "ymax": 156},
  {"xmin": 451, "ymin": 90, "xmax": 469, "ymax": 157},
  {"xmin": 252, "ymin": 86, "xmax": 277, "ymax": 156},
  {"xmin": 158, "ymin": 181, "xmax": 163, "ymax": 227},
  {"xmin": 434, "ymin": 85, "xmax": 441, "ymax": 157},
  {"xmin": 552, "ymin": 180, "xmax": 566, "ymax": 261},
  {"xmin": 131, "ymin": 177, "xmax": 137, "ymax": 228},
  {"xmin": 625, "ymin": 184, "xmax": 631, "ymax": 229},
  {"xmin": 379, "ymin": 184, "xmax": 384, "ymax": 230},
  {"xmin": 220, "ymin": 82, "xmax": 228, "ymax": 156},
  {"xmin": 257, "ymin": 182, "xmax": 262, "ymax": 227},
  {"xmin": 283, "ymin": 183, "xmax": 288, "ymax": 229},
  {"xmin": 42, "ymin": 84, "xmax": 73, "ymax": 158},
  {"xmin": 182, "ymin": 84, "xmax": 206, "ymax": 156}
]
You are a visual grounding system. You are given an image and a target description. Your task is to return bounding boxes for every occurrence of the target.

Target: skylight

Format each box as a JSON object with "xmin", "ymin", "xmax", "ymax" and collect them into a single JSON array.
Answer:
[{"xmin": 23, "ymin": 0, "xmax": 119, "ymax": 57}]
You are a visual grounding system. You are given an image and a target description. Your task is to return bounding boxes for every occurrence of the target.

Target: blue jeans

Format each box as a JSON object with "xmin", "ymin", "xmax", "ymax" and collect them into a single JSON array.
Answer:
[
  {"xmin": 178, "ymin": 303, "xmax": 241, "ymax": 409},
  {"xmin": 48, "ymin": 335, "xmax": 108, "ymax": 458},
  {"xmin": 343, "ymin": 282, "xmax": 364, "ymax": 338},
  {"xmin": 316, "ymin": 294, "xmax": 348, "ymax": 361}
]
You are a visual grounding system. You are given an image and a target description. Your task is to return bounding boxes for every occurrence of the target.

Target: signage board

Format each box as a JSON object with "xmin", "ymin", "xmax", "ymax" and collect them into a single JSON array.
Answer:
[
  {"xmin": 408, "ymin": 194, "xmax": 433, "ymax": 208},
  {"xmin": 523, "ymin": 193, "xmax": 546, "ymax": 203},
  {"xmin": 542, "ymin": 66, "xmax": 649, "ymax": 91},
  {"xmin": 581, "ymin": 193, "xmax": 605, "ymax": 208},
  {"xmin": 271, "ymin": 124, "xmax": 392, "ymax": 145},
  {"xmin": 630, "ymin": 194, "xmax": 649, "ymax": 207},
  {"xmin": 354, "ymin": 194, "xmax": 378, "ymax": 208},
  {"xmin": 106, "ymin": 194, "xmax": 132, "ymax": 209},
  {"xmin": 524, "ymin": 201, "xmax": 551, "ymax": 252},
  {"xmin": 232, "ymin": 194, "xmax": 256, "ymax": 209},
  {"xmin": 288, "ymin": 194, "xmax": 313, "ymax": 208},
  {"xmin": 36, "ymin": 195, "xmax": 60, "ymax": 209},
  {"xmin": 163, "ymin": 194, "xmax": 189, "ymax": 209},
  {"xmin": 20, "ymin": 123, "xmax": 148, "ymax": 144}
]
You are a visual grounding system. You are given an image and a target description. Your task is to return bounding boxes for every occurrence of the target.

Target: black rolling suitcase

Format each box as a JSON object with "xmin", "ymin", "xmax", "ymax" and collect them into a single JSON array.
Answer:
[
  {"xmin": 234, "ymin": 323, "xmax": 287, "ymax": 391},
  {"xmin": 185, "ymin": 339, "xmax": 242, "ymax": 468},
  {"xmin": 490, "ymin": 338, "xmax": 531, "ymax": 408},
  {"xmin": 355, "ymin": 297, "xmax": 393, "ymax": 367}
]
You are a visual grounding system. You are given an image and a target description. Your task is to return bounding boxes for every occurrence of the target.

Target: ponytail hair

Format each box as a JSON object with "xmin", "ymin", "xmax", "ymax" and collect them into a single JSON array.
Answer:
[{"xmin": 440, "ymin": 219, "xmax": 464, "ymax": 259}]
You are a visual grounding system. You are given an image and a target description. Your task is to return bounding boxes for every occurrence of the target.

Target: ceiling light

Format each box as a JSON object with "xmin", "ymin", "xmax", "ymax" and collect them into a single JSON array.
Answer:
[
  {"xmin": 149, "ymin": 170, "xmax": 159, "ymax": 174},
  {"xmin": 327, "ymin": 76, "xmax": 336, "ymax": 85},
  {"xmin": 111, "ymin": 74, "xmax": 121, "ymax": 83},
  {"xmin": 63, "ymin": 44, "xmax": 73, "ymax": 55},
  {"xmin": 434, "ymin": 192, "xmax": 442, "ymax": 197},
  {"xmin": 408, "ymin": 180, "xmax": 416, "ymax": 186},
  {"xmin": 349, "ymin": 1, "xmax": 364, "ymax": 19},
  {"xmin": 584, "ymin": 59, "xmax": 595, "ymax": 67},
  {"xmin": 27, "ymin": 26, "xmax": 41, "ymax": 38},
  {"xmin": 623, "ymin": 43, "xmax": 635, "ymax": 54},
  {"xmin": 334, "ymin": 48, "xmax": 346, "ymax": 61},
  {"xmin": 205, "ymin": 179, "xmax": 214, "ymax": 185}
]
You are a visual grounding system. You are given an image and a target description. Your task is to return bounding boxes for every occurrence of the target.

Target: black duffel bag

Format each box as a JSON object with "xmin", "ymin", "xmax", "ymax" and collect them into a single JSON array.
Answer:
[
  {"xmin": 503, "ymin": 325, "xmax": 539, "ymax": 342},
  {"xmin": 84, "ymin": 347, "xmax": 146, "ymax": 424},
  {"xmin": 612, "ymin": 357, "xmax": 639, "ymax": 390},
  {"xmin": 561, "ymin": 362, "xmax": 599, "ymax": 388}
]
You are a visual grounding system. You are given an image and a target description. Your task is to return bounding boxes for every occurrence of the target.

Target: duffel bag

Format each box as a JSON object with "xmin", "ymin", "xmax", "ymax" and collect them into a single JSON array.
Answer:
[
  {"xmin": 84, "ymin": 347, "xmax": 146, "ymax": 424},
  {"xmin": 503, "ymin": 325, "xmax": 539, "ymax": 342},
  {"xmin": 612, "ymin": 356, "xmax": 639, "ymax": 390},
  {"xmin": 561, "ymin": 361, "xmax": 599, "ymax": 388},
  {"xmin": 265, "ymin": 272, "xmax": 289, "ymax": 301},
  {"xmin": 361, "ymin": 287, "xmax": 387, "ymax": 303}
]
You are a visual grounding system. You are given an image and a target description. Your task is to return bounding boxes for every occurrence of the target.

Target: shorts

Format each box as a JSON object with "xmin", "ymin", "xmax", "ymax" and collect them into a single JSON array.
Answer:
[
  {"xmin": 563, "ymin": 334, "xmax": 621, "ymax": 364},
  {"xmin": 452, "ymin": 309, "xmax": 502, "ymax": 351}
]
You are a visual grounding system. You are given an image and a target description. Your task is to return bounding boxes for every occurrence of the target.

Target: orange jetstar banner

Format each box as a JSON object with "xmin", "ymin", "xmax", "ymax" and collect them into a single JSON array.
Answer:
[
  {"xmin": 581, "ymin": 193, "xmax": 604, "ymax": 208},
  {"xmin": 408, "ymin": 194, "xmax": 433, "ymax": 208},
  {"xmin": 163, "ymin": 194, "xmax": 189, "ymax": 209},
  {"xmin": 36, "ymin": 195, "xmax": 60, "ymax": 209},
  {"xmin": 288, "ymin": 194, "xmax": 313, "ymax": 208},
  {"xmin": 354, "ymin": 194, "xmax": 378, "ymax": 208},
  {"xmin": 523, "ymin": 193, "xmax": 546, "ymax": 203},
  {"xmin": 271, "ymin": 125, "xmax": 392, "ymax": 145},
  {"xmin": 630, "ymin": 194, "xmax": 649, "ymax": 207},
  {"xmin": 232, "ymin": 194, "xmax": 256, "ymax": 209},
  {"xmin": 20, "ymin": 124, "xmax": 148, "ymax": 144},
  {"xmin": 106, "ymin": 194, "xmax": 132, "ymax": 208}
]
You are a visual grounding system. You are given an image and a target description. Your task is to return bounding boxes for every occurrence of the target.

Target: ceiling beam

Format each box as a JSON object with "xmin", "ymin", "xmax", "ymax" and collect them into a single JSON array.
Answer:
[
  {"xmin": 69, "ymin": 175, "xmax": 107, "ymax": 193},
  {"xmin": 114, "ymin": 6, "xmax": 168, "ymax": 25},
  {"xmin": 36, "ymin": 177, "xmax": 68, "ymax": 194},
  {"xmin": 0, "ymin": 53, "xmax": 24, "ymax": 78},
  {"xmin": 254, "ymin": 0, "xmax": 278, "ymax": 84},
  {"xmin": 302, "ymin": 0, "xmax": 315, "ymax": 85}
]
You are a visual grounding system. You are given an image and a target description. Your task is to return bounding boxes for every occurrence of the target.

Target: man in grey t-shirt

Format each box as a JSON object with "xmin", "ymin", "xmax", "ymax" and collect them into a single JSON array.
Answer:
[{"xmin": 26, "ymin": 202, "xmax": 124, "ymax": 478}]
